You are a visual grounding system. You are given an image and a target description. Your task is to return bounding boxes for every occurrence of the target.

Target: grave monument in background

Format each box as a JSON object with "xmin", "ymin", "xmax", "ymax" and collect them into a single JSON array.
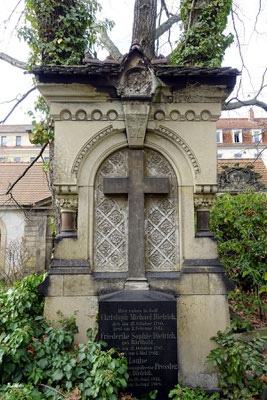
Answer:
[{"xmin": 36, "ymin": 43, "xmax": 238, "ymax": 395}]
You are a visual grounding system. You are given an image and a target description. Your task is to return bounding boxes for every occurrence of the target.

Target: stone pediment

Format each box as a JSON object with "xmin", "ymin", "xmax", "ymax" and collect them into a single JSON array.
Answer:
[{"xmin": 117, "ymin": 42, "xmax": 156, "ymax": 99}]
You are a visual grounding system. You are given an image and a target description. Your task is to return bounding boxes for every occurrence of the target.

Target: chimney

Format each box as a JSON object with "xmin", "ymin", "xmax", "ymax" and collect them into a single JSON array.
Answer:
[{"xmin": 248, "ymin": 108, "xmax": 254, "ymax": 121}]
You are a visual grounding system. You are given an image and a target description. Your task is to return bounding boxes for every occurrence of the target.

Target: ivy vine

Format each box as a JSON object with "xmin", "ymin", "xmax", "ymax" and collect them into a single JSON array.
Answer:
[
  {"xmin": 18, "ymin": 0, "xmax": 112, "ymax": 66},
  {"xmin": 170, "ymin": 0, "xmax": 234, "ymax": 67}
]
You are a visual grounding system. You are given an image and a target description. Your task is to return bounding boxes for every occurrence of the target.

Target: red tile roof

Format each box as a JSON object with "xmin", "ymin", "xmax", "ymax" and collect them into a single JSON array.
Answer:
[
  {"xmin": 0, "ymin": 163, "xmax": 51, "ymax": 206},
  {"xmin": 218, "ymin": 159, "xmax": 267, "ymax": 188},
  {"xmin": 0, "ymin": 125, "xmax": 29, "ymax": 133},
  {"xmin": 216, "ymin": 118, "xmax": 267, "ymax": 130}
]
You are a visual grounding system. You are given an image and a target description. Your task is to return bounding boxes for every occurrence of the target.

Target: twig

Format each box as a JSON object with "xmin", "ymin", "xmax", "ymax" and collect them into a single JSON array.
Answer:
[
  {"xmin": 38, "ymin": 384, "xmax": 67, "ymax": 398},
  {"xmin": 0, "ymin": 87, "xmax": 36, "ymax": 124},
  {"xmin": 6, "ymin": 143, "xmax": 49, "ymax": 195}
]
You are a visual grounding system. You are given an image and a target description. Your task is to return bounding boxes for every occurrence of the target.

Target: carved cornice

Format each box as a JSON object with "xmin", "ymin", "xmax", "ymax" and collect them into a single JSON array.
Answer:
[
  {"xmin": 71, "ymin": 125, "xmax": 114, "ymax": 176},
  {"xmin": 154, "ymin": 125, "xmax": 200, "ymax": 175}
]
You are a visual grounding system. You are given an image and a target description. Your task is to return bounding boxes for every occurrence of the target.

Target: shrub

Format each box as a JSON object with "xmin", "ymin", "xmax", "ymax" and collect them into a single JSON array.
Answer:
[
  {"xmin": 0, "ymin": 274, "xmax": 128, "ymax": 399},
  {"xmin": 168, "ymin": 383, "xmax": 220, "ymax": 399},
  {"xmin": 210, "ymin": 191, "xmax": 267, "ymax": 293},
  {"xmin": 207, "ymin": 330, "xmax": 267, "ymax": 399}
]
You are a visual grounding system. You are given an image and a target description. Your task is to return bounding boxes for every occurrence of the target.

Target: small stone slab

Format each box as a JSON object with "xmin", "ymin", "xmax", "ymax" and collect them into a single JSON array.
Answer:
[{"xmin": 99, "ymin": 291, "xmax": 178, "ymax": 398}]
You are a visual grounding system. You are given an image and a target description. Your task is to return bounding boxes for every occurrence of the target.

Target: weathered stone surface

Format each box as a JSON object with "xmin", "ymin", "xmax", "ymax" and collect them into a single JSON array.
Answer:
[
  {"xmin": 44, "ymin": 296, "xmax": 98, "ymax": 343},
  {"xmin": 178, "ymin": 295, "xmax": 230, "ymax": 390}
]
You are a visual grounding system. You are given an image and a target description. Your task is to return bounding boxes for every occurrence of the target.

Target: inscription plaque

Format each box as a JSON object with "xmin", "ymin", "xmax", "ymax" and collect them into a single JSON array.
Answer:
[{"xmin": 99, "ymin": 291, "xmax": 178, "ymax": 399}]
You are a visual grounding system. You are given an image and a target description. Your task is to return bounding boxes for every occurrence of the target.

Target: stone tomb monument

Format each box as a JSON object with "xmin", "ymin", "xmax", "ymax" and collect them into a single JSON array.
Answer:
[{"xmin": 36, "ymin": 44, "xmax": 238, "ymax": 394}]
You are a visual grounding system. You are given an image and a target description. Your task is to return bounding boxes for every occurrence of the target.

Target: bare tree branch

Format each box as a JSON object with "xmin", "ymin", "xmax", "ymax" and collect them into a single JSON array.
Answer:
[
  {"xmin": 0, "ymin": 87, "xmax": 36, "ymax": 124},
  {"xmin": 6, "ymin": 143, "xmax": 49, "ymax": 195},
  {"xmin": 0, "ymin": 52, "xmax": 27, "ymax": 70},
  {"xmin": 99, "ymin": 28, "xmax": 123, "ymax": 59},
  {"xmin": 155, "ymin": 14, "xmax": 181, "ymax": 39},
  {"xmin": 223, "ymin": 98, "xmax": 267, "ymax": 112}
]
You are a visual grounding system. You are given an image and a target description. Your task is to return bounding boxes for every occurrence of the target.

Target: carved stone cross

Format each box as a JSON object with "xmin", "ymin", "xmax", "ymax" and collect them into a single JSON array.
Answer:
[{"xmin": 103, "ymin": 149, "xmax": 169, "ymax": 289}]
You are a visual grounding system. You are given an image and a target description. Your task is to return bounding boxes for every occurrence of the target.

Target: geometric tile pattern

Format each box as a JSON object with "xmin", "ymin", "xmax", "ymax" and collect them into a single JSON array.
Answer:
[
  {"xmin": 94, "ymin": 150, "xmax": 128, "ymax": 272},
  {"xmin": 145, "ymin": 150, "xmax": 179, "ymax": 271},
  {"xmin": 94, "ymin": 148, "xmax": 179, "ymax": 272}
]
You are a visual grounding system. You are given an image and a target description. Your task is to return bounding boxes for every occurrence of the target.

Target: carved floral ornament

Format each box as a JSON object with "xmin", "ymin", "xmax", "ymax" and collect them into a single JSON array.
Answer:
[
  {"xmin": 194, "ymin": 195, "xmax": 216, "ymax": 210},
  {"xmin": 56, "ymin": 196, "xmax": 78, "ymax": 211}
]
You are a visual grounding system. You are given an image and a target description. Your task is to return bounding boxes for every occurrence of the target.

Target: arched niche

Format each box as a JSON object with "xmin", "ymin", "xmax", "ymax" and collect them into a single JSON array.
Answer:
[{"xmin": 93, "ymin": 147, "xmax": 179, "ymax": 273}]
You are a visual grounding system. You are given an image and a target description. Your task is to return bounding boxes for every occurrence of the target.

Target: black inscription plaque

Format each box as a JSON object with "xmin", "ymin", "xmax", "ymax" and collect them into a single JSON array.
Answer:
[{"xmin": 99, "ymin": 291, "xmax": 178, "ymax": 399}]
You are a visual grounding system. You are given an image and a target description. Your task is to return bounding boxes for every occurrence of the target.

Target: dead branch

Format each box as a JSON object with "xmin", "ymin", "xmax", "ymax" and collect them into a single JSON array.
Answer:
[
  {"xmin": 6, "ymin": 143, "xmax": 49, "ymax": 195},
  {"xmin": 0, "ymin": 52, "xmax": 27, "ymax": 70},
  {"xmin": 155, "ymin": 14, "xmax": 181, "ymax": 39},
  {"xmin": 0, "ymin": 87, "xmax": 36, "ymax": 124}
]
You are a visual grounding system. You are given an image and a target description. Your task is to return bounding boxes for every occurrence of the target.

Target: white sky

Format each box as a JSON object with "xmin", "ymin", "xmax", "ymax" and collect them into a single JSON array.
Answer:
[{"xmin": 0, "ymin": 0, "xmax": 266, "ymax": 124}]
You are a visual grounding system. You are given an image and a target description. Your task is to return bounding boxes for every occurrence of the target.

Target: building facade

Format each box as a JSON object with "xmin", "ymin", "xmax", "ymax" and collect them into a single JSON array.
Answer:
[
  {"xmin": 216, "ymin": 109, "xmax": 267, "ymax": 167},
  {"xmin": 0, "ymin": 124, "xmax": 50, "ymax": 163}
]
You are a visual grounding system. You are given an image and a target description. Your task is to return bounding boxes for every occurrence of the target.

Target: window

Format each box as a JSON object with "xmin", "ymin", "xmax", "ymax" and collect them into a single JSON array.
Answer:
[
  {"xmin": 16, "ymin": 136, "xmax": 21, "ymax": 146},
  {"xmin": 13, "ymin": 157, "xmax": 21, "ymax": 162},
  {"xmin": 30, "ymin": 157, "xmax": 35, "ymax": 162},
  {"xmin": 0, "ymin": 158, "xmax": 6, "ymax": 162},
  {"xmin": 233, "ymin": 130, "xmax": 242, "ymax": 143},
  {"xmin": 234, "ymin": 153, "xmax": 242, "ymax": 158},
  {"xmin": 216, "ymin": 130, "xmax": 223, "ymax": 143},
  {"xmin": 252, "ymin": 130, "xmax": 262, "ymax": 143},
  {"xmin": 254, "ymin": 153, "xmax": 262, "ymax": 159},
  {"xmin": 217, "ymin": 153, "xmax": 223, "ymax": 158},
  {"xmin": 1, "ymin": 136, "xmax": 7, "ymax": 146},
  {"xmin": 44, "ymin": 157, "xmax": 50, "ymax": 162}
]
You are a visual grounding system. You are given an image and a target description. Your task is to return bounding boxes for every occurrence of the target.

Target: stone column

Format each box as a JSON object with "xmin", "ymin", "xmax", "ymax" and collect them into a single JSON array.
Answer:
[
  {"xmin": 194, "ymin": 195, "xmax": 216, "ymax": 237},
  {"xmin": 56, "ymin": 196, "xmax": 78, "ymax": 239}
]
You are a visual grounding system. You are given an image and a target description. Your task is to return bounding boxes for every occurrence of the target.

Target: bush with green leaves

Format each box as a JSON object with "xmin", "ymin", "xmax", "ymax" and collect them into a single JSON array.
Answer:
[
  {"xmin": 170, "ymin": 0, "xmax": 233, "ymax": 66},
  {"xmin": 168, "ymin": 383, "xmax": 220, "ymax": 399},
  {"xmin": 0, "ymin": 274, "xmax": 128, "ymax": 399},
  {"xmin": 18, "ymin": 0, "xmax": 112, "ymax": 66},
  {"xmin": 207, "ymin": 330, "xmax": 267, "ymax": 399},
  {"xmin": 210, "ymin": 191, "xmax": 267, "ymax": 294}
]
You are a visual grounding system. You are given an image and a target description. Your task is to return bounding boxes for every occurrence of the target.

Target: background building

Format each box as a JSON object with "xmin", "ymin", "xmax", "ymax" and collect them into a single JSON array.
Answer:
[
  {"xmin": 0, "ymin": 124, "xmax": 50, "ymax": 163},
  {"xmin": 216, "ymin": 108, "xmax": 267, "ymax": 166}
]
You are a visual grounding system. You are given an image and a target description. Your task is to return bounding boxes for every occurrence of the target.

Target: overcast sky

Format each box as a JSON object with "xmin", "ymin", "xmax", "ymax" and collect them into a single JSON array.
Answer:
[{"xmin": 0, "ymin": 0, "xmax": 266, "ymax": 124}]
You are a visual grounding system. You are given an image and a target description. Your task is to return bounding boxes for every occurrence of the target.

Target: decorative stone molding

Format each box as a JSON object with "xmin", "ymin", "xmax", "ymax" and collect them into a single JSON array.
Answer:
[
  {"xmin": 55, "ymin": 109, "xmax": 121, "ymax": 122},
  {"xmin": 149, "ymin": 109, "xmax": 217, "ymax": 122},
  {"xmin": 194, "ymin": 195, "xmax": 216, "ymax": 211},
  {"xmin": 56, "ymin": 196, "xmax": 78, "ymax": 212},
  {"xmin": 155, "ymin": 125, "xmax": 200, "ymax": 175},
  {"xmin": 54, "ymin": 184, "xmax": 78, "ymax": 195},
  {"xmin": 123, "ymin": 102, "xmax": 150, "ymax": 148},
  {"xmin": 195, "ymin": 184, "xmax": 217, "ymax": 194},
  {"xmin": 71, "ymin": 125, "xmax": 114, "ymax": 176},
  {"xmin": 56, "ymin": 197, "xmax": 78, "ymax": 211}
]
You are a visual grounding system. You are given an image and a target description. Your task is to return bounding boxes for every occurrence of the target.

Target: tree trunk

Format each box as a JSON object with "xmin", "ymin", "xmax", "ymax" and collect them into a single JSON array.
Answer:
[{"xmin": 132, "ymin": 0, "xmax": 157, "ymax": 59}]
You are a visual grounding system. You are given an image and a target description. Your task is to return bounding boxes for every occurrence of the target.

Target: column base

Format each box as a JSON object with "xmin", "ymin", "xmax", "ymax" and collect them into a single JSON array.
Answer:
[{"xmin": 124, "ymin": 277, "xmax": 150, "ymax": 290}]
